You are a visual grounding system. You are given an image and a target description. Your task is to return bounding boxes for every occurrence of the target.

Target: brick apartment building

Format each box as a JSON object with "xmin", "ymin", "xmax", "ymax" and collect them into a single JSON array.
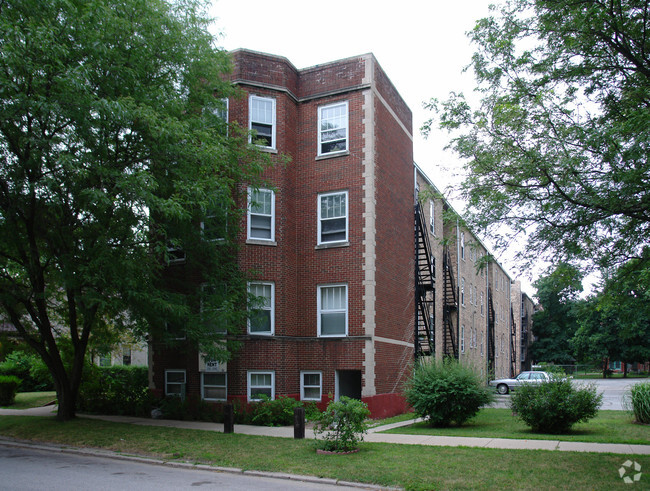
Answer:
[{"xmin": 150, "ymin": 50, "xmax": 533, "ymax": 418}]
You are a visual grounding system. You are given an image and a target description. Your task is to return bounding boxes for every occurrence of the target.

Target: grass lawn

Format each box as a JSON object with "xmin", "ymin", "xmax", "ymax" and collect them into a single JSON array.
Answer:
[
  {"xmin": 0, "ymin": 392, "xmax": 56, "ymax": 410},
  {"xmin": 0, "ymin": 416, "xmax": 648, "ymax": 490},
  {"xmin": 384, "ymin": 408, "xmax": 650, "ymax": 445}
]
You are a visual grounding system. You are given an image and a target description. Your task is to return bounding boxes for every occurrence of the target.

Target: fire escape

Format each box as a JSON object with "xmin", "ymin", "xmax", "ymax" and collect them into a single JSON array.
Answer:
[
  {"xmin": 510, "ymin": 306, "xmax": 517, "ymax": 377},
  {"xmin": 414, "ymin": 202, "xmax": 435, "ymax": 358},
  {"xmin": 487, "ymin": 286, "xmax": 496, "ymax": 375},
  {"xmin": 442, "ymin": 247, "xmax": 458, "ymax": 359}
]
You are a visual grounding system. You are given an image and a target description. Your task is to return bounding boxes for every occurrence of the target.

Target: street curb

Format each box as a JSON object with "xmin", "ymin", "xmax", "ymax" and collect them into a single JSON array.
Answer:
[{"xmin": 0, "ymin": 437, "xmax": 399, "ymax": 490}]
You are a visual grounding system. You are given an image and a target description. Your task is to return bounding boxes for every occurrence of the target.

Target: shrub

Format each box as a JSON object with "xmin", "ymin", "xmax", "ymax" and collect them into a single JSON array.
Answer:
[
  {"xmin": 0, "ymin": 375, "xmax": 22, "ymax": 405},
  {"xmin": 0, "ymin": 351, "xmax": 53, "ymax": 391},
  {"xmin": 158, "ymin": 394, "xmax": 222, "ymax": 422},
  {"xmin": 404, "ymin": 358, "xmax": 493, "ymax": 427},
  {"xmin": 251, "ymin": 395, "xmax": 304, "ymax": 426},
  {"xmin": 313, "ymin": 396, "xmax": 370, "ymax": 452},
  {"xmin": 78, "ymin": 365, "xmax": 152, "ymax": 416},
  {"xmin": 626, "ymin": 381, "xmax": 650, "ymax": 424},
  {"xmin": 510, "ymin": 379, "xmax": 602, "ymax": 433}
]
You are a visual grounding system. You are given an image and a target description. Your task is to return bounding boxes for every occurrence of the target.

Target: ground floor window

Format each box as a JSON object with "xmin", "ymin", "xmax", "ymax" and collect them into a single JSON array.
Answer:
[
  {"xmin": 165, "ymin": 369, "xmax": 186, "ymax": 398},
  {"xmin": 201, "ymin": 372, "xmax": 227, "ymax": 401},
  {"xmin": 248, "ymin": 371, "xmax": 274, "ymax": 401},
  {"xmin": 300, "ymin": 371, "xmax": 322, "ymax": 401}
]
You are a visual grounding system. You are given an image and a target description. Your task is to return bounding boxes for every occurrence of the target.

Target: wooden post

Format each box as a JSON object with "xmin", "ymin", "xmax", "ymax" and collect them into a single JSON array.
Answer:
[
  {"xmin": 223, "ymin": 403, "xmax": 234, "ymax": 434},
  {"xmin": 294, "ymin": 406, "xmax": 305, "ymax": 439}
]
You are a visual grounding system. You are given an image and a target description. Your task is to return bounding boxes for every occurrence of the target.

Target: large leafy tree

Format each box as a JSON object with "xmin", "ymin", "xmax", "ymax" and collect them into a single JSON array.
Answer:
[
  {"xmin": 0, "ymin": 0, "xmax": 269, "ymax": 420},
  {"xmin": 573, "ymin": 254, "xmax": 650, "ymax": 375},
  {"xmin": 425, "ymin": 0, "xmax": 650, "ymax": 271},
  {"xmin": 529, "ymin": 263, "xmax": 583, "ymax": 364}
]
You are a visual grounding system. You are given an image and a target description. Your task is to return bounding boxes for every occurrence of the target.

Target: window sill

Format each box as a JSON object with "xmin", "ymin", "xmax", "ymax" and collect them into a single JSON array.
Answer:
[
  {"xmin": 256, "ymin": 146, "xmax": 278, "ymax": 154},
  {"xmin": 246, "ymin": 239, "xmax": 277, "ymax": 246},
  {"xmin": 315, "ymin": 241, "xmax": 350, "ymax": 250},
  {"xmin": 315, "ymin": 150, "xmax": 349, "ymax": 161}
]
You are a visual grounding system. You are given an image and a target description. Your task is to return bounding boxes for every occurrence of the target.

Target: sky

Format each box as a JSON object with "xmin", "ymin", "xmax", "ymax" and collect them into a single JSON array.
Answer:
[{"xmin": 207, "ymin": 0, "xmax": 541, "ymax": 294}]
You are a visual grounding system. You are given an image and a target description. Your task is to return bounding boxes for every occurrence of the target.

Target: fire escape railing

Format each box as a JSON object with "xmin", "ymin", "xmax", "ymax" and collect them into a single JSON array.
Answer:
[
  {"xmin": 442, "ymin": 246, "xmax": 458, "ymax": 359},
  {"xmin": 487, "ymin": 286, "xmax": 496, "ymax": 376},
  {"xmin": 414, "ymin": 202, "xmax": 435, "ymax": 358},
  {"xmin": 510, "ymin": 306, "xmax": 517, "ymax": 377}
]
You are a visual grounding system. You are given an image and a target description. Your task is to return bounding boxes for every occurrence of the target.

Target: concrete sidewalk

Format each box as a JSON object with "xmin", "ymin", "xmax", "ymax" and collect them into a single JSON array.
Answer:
[{"xmin": 1, "ymin": 406, "xmax": 649, "ymax": 455}]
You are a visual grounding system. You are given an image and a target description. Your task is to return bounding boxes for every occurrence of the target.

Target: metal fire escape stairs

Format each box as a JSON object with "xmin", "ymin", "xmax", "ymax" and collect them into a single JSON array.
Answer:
[
  {"xmin": 487, "ymin": 286, "xmax": 496, "ymax": 376},
  {"xmin": 510, "ymin": 306, "xmax": 517, "ymax": 377},
  {"xmin": 414, "ymin": 202, "xmax": 435, "ymax": 359},
  {"xmin": 442, "ymin": 247, "xmax": 458, "ymax": 359}
]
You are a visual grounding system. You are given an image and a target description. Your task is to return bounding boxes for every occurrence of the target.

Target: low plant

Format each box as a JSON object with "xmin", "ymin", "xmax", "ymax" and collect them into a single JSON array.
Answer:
[
  {"xmin": 510, "ymin": 379, "xmax": 602, "ymax": 433},
  {"xmin": 251, "ymin": 395, "xmax": 304, "ymax": 426},
  {"xmin": 78, "ymin": 365, "xmax": 152, "ymax": 416},
  {"xmin": 626, "ymin": 381, "xmax": 650, "ymax": 424},
  {"xmin": 0, "ymin": 351, "xmax": 53, "ymax": 391},
  {"xmin": 0, "ymin": 375, "xmax": 22, "ymax": 405},
  {"xmin": 403, "ymin": 358, "xmax": 493, "ymax": 427},
  {"xmin": 313, "ymin": 396, "xmax": 370, "ymax": 452}
]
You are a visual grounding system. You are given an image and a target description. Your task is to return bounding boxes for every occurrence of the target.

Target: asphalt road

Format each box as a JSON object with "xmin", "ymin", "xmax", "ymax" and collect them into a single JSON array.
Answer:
[
  {"xmin": 0, "ymin": 444, "xmax": 360, "ymax": 491},
  {"xmin": 489, "ymin": 377, "xmax": 645, "ymax": 410}
]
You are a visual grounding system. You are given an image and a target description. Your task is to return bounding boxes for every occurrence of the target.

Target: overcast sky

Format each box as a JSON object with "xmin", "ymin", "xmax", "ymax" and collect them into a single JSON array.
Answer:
[{"xmin": 208, "ymin": 0, "xmax": 543, "ymax": 294}]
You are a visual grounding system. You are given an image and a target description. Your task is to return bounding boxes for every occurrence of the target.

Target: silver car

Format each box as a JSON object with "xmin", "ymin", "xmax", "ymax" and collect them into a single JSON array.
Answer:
[{"xmin": 489, "ymin": 371, "xmax": 551, "ymax": 395}]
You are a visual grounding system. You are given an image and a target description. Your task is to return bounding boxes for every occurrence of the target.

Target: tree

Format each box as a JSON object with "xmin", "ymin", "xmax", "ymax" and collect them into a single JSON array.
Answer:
[
  {"xmin": 425, "ymin": 0, "xmax": 650, "ymax": 272},
  {"xmin": 574, "ymin": 254, "xmax": 650, "ymax": 375},
  {"xmin": 529, "ymin": 263, "xmax": 583, "ymax": 364},
  {"xmin": 0, "ymin": 0, "xmax": 270, "ymax": 420}
]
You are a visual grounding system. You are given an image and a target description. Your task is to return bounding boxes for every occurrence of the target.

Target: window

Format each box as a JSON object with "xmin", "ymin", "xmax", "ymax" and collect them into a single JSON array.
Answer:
[
  {"xmin": 480, "ymin": 291, "xmax": 484, "ymax": 316},
  {"xmin": 461, "ymin": 325, "xmax": 465, "ymax": 353},
  {"xmin": 249, "ymin": 96, "xmax": 275, "ymax": 148},
  {"xmin": 248, "ymin": 282, "xmax": 274, "ymax": 335},
  {"xmin": 248, "ymin": 371, "xmax": 274, "ymax": 401},
  {"xmin": 318, "ymin": 101, "xmax": 348, "ymax": 155},
  {"xmin": 248, "ymin": 188, "xmax": 275, "ymax": 241},
  {"xmin": 201, "ymin": 283, "xmax": 228, "ymax": 335},
  {"xmin": 460, "ymin": 232, "xmax": 465, "ymax": 260},
  {"xmin": 202, "ymin": 372, "xmax": 227, "ymax": 401},
  {"xmin": 167, "ymin": 241, "xmax": 186, "ymax": 265},
  {"xmin": 122, "ymin": 348, "xmax": 131, "ymax": 366},
  {"xmin": 318, "ymin": 191, "xmax": 348, "ymax": 244},
  {"xmin": 99, "ymin": 354, "xmax": 111, "ymax": 367},
  {"xmin": 318, "ymin": 284, "xmax": 348, "ymax": 336},
  {"xmin": 165, "ymin": 370, "xmax": 186, "ymax": 398},
  {"xmin": 429, "ymin": 200, "xmax": 435, "ymax": 235},
  {"xmin": 461, "ymin": 278, "xmax": 465, "ymax": 306},
  {"xmin": 469, "ymin": 282, "xmax": 474, "ymax": 305},
  {"xmin": 201, "ymin": 193, "xmax": 228, "ymax": 242},
  {"xmin": 301, "ymin": 371, "xmax": 322, "ymax": 401}
]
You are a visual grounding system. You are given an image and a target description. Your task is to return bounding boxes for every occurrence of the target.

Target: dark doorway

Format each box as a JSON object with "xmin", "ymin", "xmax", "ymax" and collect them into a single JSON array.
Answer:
[{"xmin": 336, "ymin": 370, "xmax": 362, "ymax": 400}]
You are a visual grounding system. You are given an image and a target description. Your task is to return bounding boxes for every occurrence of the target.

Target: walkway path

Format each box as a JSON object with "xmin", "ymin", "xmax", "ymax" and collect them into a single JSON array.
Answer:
[{"xmin": 2, "ymin": 405, "xmax": 648, "ymax": 455}]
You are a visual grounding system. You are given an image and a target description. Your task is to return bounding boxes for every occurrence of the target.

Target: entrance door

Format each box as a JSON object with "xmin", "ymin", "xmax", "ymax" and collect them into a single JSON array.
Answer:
[{"xmin": 336, "ymin": 370, "xmax": 362, "ymax": 400}]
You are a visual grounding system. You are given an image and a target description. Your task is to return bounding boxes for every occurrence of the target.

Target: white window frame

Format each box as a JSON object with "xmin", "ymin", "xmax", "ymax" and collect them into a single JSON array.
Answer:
[
  {"xmin": 165, "ymin": 369, "xmax": 186, "ymax": 398},
  {"xmin": 201, "ymin": 372, "xmax": 227, "ymax": 401},
  {"xmin": 318, "ymin": 191, "xmax": 348, "ymax": 245},
  {"xmin": 201, "ymin": 283, "xmax": 227, "ymax": 335},
  {"xmin": 247, "ymin": 188, "xmax": 275, "ymax": 242},
  {"xmin": 300, "ymin": 371, "xmax": 322, "ymax": 401},
  {"xmin": 247, "ymin": 281, "xmax": 274, "ymax": 335},
  {"xmin": 429, "ymin": 200, "xmax": 435, "ymax": 236},
  {"xmin": 318, "ymin": 101, "xmax": 348, "ymax": 156},
  {"xmin": 249, "ymin": 95, "xmax": 276, "ymax": 149},
  {"xmin": 460, "ymin": 325, "xmax": 465, "ymax": 353},
  {"xmin": 318, "ymin": 284, "xmax": 348, "ymax": 337},
  {"xmin": 248, "ymin": 370, "xmax": 275, "ymax": 401},
  {"xmin": 461, "ymin": 278, "xmax": 465, "ymax": 306},
  {"xmin": 460, "ymin": 232, "xmax": 465, "ymax": 260}
]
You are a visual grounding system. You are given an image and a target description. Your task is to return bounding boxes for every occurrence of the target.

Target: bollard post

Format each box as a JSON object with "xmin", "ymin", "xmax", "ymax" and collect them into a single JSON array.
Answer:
[
  {"xmin": 294, "ymin": 406, "xmax": 305, "ymax": 439},
  {"xmin": 223, "ymin": 403, "xmax": 234, "ymax": 434}
]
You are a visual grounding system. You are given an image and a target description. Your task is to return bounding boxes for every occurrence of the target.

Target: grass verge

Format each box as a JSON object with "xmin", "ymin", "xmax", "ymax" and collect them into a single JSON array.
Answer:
[
  {"xmin": 0, "ymin": 416, "xmax": 648, "ymax": 490},
  {"xmin": 384, "ymin": 408, "xmax": 650, "ymax": 444},
  {"xmin": 0, "ymin": 392, "xmax": 56, "ymax": 410}
]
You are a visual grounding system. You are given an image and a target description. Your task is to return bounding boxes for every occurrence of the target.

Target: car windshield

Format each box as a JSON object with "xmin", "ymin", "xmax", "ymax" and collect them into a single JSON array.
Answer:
[{"xmin": 516, "ymin": 372, "xmax": 530, "ymax": 380}]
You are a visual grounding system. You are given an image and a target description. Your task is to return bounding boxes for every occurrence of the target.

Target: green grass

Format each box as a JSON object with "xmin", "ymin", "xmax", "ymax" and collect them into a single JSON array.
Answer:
[
  {"xmin": 384, "ymin": 408, "xmax": 650, "ymax": 444},
  {"xmin": 573, "ymin": 373, "xmax": 649, "ymax": 379},
  {"xmin": 0, "ymin": 416, "xmax": 648, "ymax": 490},
  {"xmin": 0, "ymin": 392, "xmax": 56, "ymax": 410}
]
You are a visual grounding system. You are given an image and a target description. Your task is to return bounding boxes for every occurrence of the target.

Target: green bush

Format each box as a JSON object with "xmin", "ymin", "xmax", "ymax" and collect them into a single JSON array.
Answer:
[
  {"xmin": 158, "ymin": 394, "xmax": 222, "ymax": 422},
  {"xmin": 404, "ymin": 358, "xmax": 493, "ymax": 427},
  {"xmin": 0, "ymin": 351, "xmax": 53, "ymax": 391},
  {"xmin": 78, "ymin": 365, "xmax": 152, "ymax": 416},
  {"xmin": 510, "ymin": 379, "xmax": 602, "ymax": 433},
  {"xmin": 0, "ymin": 375, "xmax": 22, "ymax": 405},
  {"xmin": 313, "ymin": 396, "xmax": 370, "ymax": 452},
  {"xmin": 251, "ymin": 395, "xmax": 304, "ymax": 426},
  {"xmin": 626, "ymin": 381, "xmax": 650, "ymax": 424}
]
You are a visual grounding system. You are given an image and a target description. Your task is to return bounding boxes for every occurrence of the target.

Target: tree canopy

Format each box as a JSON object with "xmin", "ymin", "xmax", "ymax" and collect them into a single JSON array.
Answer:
[
  {"xmin": 0, "ymin": 0, "xmax": 269, "ymax": 419},
  {"xmin": 425, "ymin": 0, "xmax": 650, "ymax": 272}
]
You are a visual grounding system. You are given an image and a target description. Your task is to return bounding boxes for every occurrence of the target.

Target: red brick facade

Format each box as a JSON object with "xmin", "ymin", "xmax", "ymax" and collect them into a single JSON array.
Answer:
[{"xmin": 151, "ymin": 50, "xmax": 415, "ymax": 417}]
